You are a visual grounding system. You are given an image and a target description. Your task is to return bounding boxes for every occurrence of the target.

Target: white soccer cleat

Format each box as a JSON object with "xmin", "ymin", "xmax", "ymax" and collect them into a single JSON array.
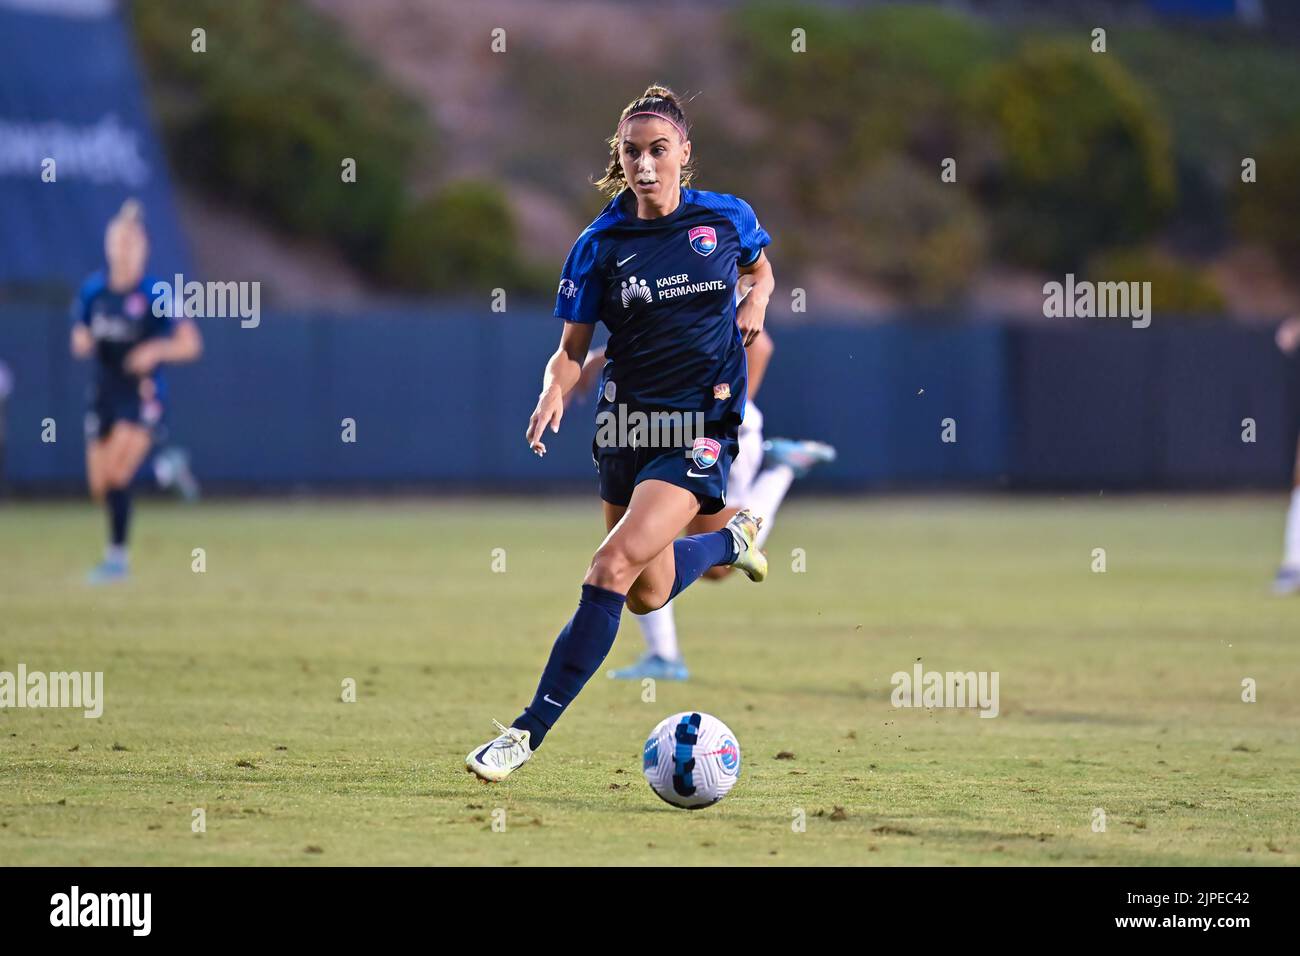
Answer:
[
  {"xmin": 465, "ymin": 719, "xmax": 533, "ymax": 782},
  {"xmin": 725, "ymin": 508, "xmax": 768, "ymax": 583}
]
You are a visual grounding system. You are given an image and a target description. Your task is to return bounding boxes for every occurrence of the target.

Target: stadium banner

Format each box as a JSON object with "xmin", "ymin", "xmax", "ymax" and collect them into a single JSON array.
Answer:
[{"xmin": 0, "ymin": 0, "xmax": 189, "ymax": 284}]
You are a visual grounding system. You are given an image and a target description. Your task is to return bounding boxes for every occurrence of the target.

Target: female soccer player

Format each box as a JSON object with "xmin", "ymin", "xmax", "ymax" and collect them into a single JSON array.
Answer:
[
  {"xmin": 466, "ymin": 85, "xmax": 774, "ymax": 780},
  {"xmin": 71, "ymin": 200, "xmax": 202, "ymax": 583}
]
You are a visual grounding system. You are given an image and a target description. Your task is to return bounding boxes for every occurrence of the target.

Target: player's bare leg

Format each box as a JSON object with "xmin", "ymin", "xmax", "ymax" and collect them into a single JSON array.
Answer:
[{"xmin": 87, "ymin": 422, "xmax": 151, "ymax": 584}]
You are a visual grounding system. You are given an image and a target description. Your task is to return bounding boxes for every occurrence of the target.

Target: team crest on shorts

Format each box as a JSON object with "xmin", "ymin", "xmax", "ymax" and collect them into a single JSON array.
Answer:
[
  {"xmin": 691, "ymin": 436, "xmax": 721, "ymax": 470},
  {"xmin": 688, "ymin": 225, "xmax": 717, "ymax": 257},
  {"xmin": 712, "ymin": 383, "xmax": 731, "ymax": 400}
]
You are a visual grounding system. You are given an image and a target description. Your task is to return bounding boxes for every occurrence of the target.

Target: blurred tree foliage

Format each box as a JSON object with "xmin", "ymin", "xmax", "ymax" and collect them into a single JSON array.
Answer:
[
  {"xmin": 969, "ymin": 42, "xmax": 1176, "ymax": 271},
  {"xmin": 735, "ymin": 4, "xmax": 998, "ymax": 214},
  {"xmin": 129, "ymin": 0, "xmax": 1297, "ymax": 306},
  {"xmin": 384, "ymin": 182, "xmax": 551, "ymax": 296},
  {"xmin": 1087, "ymin": 247, "xmax": 1224, "ymax": 313},
  {"xmin": 842, "ymin": 158, "xmax": 988, "ymax": 305},
  {"xmin": 131, "ymin": 0, "xmax": 429, "ymax": 272},
  {"xmin": 733, "ymin": 4, "xmax": 999, "ymax": 301},
  {"xmin": 1234, "ymin": 127, "xmax": 1300, "ymax": 274}
]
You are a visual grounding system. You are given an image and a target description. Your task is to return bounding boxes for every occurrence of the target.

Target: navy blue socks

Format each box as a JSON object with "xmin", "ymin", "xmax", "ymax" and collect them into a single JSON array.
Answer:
[
  {"xmin": 511, "ymin": 531, "xmax": 738, "ymax": 751},
  {"xmin": 667, "ymin": 530, "xmax": 736, "ymax": 602},
  {"xmin": 106, "ymin": 488, "xmax": 131, "ymax": 550},
  {"xmin": 513, "ymin": 583, "xmax": 626, "ymax": 748}
]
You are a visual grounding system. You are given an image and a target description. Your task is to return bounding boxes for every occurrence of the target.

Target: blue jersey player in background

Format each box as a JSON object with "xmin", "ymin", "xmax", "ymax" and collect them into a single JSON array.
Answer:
[
  {"xmin": 71, "ymin": 200, "xmax": 202, "ymax": 583},
  {"xmin": 467, "ymin": 85, "xmax": 775, "ymax": 780}
]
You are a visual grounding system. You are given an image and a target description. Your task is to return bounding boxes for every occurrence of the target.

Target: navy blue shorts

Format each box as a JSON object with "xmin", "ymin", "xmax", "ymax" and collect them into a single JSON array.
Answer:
[
  {"xmin": 594, "ymin": 423, "xmax": 738, "ymax": 516},
  {"xmin": 85, "ymin": 389, "xmax": 165, "ymax": 443}
]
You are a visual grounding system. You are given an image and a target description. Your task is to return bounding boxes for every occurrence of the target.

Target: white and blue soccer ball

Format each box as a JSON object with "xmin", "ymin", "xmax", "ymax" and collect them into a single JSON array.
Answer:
[{"xmin": 643, "ymin": 711, "xmax": 741, "ymax": 809}]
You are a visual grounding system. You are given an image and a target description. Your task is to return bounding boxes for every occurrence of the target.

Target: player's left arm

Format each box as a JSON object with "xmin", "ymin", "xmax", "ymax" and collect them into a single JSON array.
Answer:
[
  {"xmin": 124, "ymin": 319, "xmax": 203, "ymax": 375},
  {"xmin": 1277, "ymin": 314, "xmax": 1300, "ymax": 355},
  {"xmin": 736, "ymin": 250, "xmax": 772, "ymax": 348},
  {"xmin": 745, "ymin": 329, "xmax": 774, "ymax": 400},
  {"xmin": 564, "ymin": 346, "xmax": 607, "ymax": 409}
]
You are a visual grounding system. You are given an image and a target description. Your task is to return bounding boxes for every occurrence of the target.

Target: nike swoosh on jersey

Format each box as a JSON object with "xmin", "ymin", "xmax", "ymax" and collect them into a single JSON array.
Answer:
[
  {"xmin": 616, "ymin": 254, "xmax": 637, "ymax": 267},
  {"xmin": 686, "ymin": 470, "xmax": 710, "ymax": 478}
]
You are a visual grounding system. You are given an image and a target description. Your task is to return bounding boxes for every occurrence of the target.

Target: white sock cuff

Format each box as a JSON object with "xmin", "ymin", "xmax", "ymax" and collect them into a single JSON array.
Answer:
[{"xmin": 634, "ymin": 602, "xmax": 679, "ymax": 660}]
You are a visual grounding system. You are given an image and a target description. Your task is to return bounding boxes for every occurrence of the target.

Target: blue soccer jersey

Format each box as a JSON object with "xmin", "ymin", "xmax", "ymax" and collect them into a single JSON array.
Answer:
[
  {"xmin": 73, "ymin": 272, "xmax": 175, "ymax": 401},
  {"xmin": 554, "ymin": 187, "xmax": 771, "ymax": 426}
]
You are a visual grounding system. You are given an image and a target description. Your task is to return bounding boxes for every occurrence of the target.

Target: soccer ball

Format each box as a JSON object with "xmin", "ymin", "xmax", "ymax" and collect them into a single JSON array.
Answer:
[{"xmin": 642, "ymin": 711, "xmax": 741, "ymax": 809}]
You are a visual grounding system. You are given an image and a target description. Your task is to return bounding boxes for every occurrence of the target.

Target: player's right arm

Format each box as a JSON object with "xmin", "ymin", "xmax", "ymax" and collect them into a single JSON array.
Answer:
[
  {"xmin": 527, "ymin": 321, "xmax": 595, "ymax": 457},
  {"xmin": 532, "ymin": 228, "xmax": 606, "ymax": 455},
  {"xmin": 70, "ymin": 324, "xmax": 94, "ymax": 359}
]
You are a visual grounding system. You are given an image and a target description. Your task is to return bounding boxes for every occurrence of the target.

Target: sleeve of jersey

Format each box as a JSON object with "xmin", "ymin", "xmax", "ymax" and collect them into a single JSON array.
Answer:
[
  {"xmin": 553, "ymin": 231, "xmax": 604, "ymax": 324},
  {"xmin": 732, "ymin": 197, "xmax": 771, "ymax": 268},
  {"xmin": 70, "ymin": 276, "xmax": 97, "ymax": 327}
]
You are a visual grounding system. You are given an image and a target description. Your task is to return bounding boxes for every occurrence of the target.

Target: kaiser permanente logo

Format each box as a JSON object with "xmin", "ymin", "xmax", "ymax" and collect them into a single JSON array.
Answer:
[
  {"xmin": 891, "ymin": 663, "xmax": 999, "ymax": 718},
  {"xmin": 1043, "ymin": 273, "xmax": 1151, "ymax": 329},
  {"xmin": 0, "ymin": 664, "xmax": 103, "ymax": 718},
  {"xmin": 620, "ymin": 273, "xmax": 727, "ymax": 309},
  {"xmin": 50, "ymin": 887, "xmax": 151, "ymax": 936}
]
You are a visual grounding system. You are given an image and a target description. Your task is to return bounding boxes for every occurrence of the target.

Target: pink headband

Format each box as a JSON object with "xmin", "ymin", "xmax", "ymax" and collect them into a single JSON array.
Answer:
[{"xmin": 618, "ymin": 110, "xmax": 688, "ymax": 142}]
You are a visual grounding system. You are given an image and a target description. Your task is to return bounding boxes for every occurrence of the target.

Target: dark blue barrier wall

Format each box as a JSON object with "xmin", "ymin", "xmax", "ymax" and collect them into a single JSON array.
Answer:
[{"xmin": 0, "ymin": 306, "xmax": 1293, "ymax": 490}]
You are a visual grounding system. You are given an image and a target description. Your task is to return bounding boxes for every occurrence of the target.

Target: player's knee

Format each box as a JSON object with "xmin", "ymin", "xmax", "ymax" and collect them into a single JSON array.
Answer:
[
  {"xmin": 625, "ymin": 584, "xmax": 668, "ymax": 615},
  {"xmin": 105, "ymin": 463, "xmax": 133, "ymax": 489},
  {"xmin": 624, "ymin": 591, "xmax": 653, "ymax": 615},
  {"xmin": 586, "ymin": 543, "xmax": 642, "ymax": 592}
]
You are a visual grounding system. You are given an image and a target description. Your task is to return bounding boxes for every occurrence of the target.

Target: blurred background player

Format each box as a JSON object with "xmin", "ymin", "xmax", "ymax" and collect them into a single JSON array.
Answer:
[
  {"xmin": 569, "ymin": 277, "xmax": 836, "ymax": 681},
  {"xmin": 71, "ymin": 200, "xmax": 202, "ymax": 583},
  {"xmin": 1273, "ymin": 313, "xmax": 1300, "ymax": 594}
]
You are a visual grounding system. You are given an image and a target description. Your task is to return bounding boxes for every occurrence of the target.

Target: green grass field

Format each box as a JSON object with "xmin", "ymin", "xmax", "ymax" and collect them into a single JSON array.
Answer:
[{"xmin": 1, "ymin": 495, "xmax": 1297, "ymax": 866}]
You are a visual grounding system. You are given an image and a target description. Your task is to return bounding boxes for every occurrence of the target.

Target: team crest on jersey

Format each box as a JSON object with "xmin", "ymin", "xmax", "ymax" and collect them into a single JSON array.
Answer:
[
  {"xmin": 691, "ymin": 436, "xmax": 721, "ymax": 470},
  {"xmin": 688, "ymin": 225, "xmax": 717, "ymax": 257},
  {"xmin": 124, "ymin": 292, "xmax": 147, "ymax": 319},
  {"xmin": 712, "ymin": 383, "xmax": 731, "ymax": 401}
]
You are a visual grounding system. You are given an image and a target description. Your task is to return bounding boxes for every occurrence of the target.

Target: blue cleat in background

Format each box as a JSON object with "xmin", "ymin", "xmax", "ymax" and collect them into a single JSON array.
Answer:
[
  {"xmin": 607, "ymin": 653, "xmax": 690, "ymax": 681},
  {"xmin": 762, "ymin": 437, "xmax": 837, "ymax": 479}
]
